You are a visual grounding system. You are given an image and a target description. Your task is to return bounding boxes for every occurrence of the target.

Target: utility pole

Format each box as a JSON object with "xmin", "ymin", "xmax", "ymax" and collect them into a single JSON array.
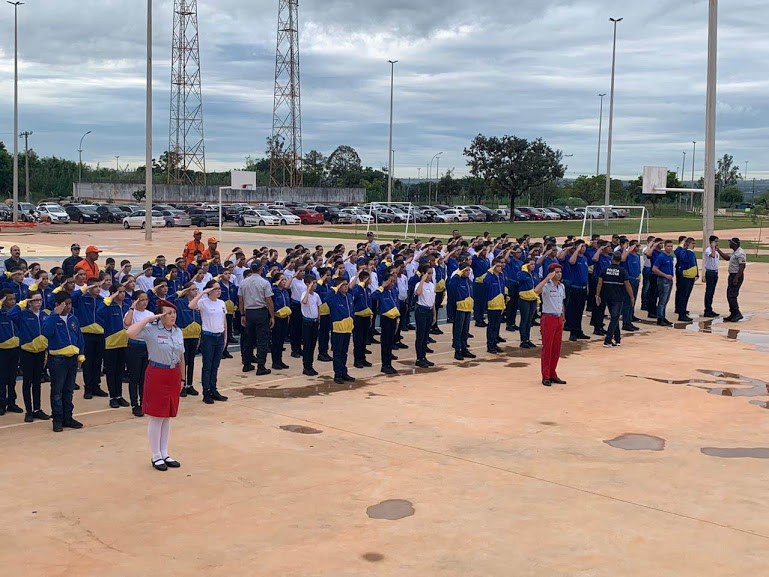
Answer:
[
  {"xmin": 387, "ymin": 59, "xmax": 397, "ymax": 203},
  {"xmin": 19, "ymin": 130, "xmax": 32, "ymax": 203},
  {"xmin": 604, "ymin": 17, "xmax": 622, "ymax": 226},
  {"xmin": 8, "ymin": 1, "xmax": 23, "ymax": 223},
  {"xmin": 691, "ymin": 141, "xmax": 697, "ymax": 210},
  {"xmin": 115, "ymin": 156, "xmax": 120, "ymax": 172},
  {"xmin": 596, "ymin": 93, "xmax": 606, "ymax": 176},
  {"xmin": 682, "ymin": 151, "xmax": 686, "ymax": 183},
  {"xmin": 146, "ymin": 0, "xmax": 153, "ymax": 241},
  {"xmin": 702, "ymin": 0, "xmax": 717, "ymax": 248}
]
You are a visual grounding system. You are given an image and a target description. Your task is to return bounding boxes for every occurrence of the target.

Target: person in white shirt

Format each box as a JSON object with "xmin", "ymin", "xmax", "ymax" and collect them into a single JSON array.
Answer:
[
  {"xmin": 188, "ymin": 281, "xmax": 228, "ymax": 404},
  {"xmin": 413, "ymin": 263, "xmax": 436, "ymax": 368},
  {"xmin": 136, "ymin": 263, "xmax": 155, "ymax": 292},
  {"xmin": 300, "ymin": 276, "xmax": 322, "ymax": 376},
  {"xmin": 702, "ymin": 235, "xmax": 721, "ymax": 317}
]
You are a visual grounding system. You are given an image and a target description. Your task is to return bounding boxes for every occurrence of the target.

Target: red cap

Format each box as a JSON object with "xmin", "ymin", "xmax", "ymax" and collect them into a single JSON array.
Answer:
[
  {"xmin": 85, "ymin": 245, "xmax": 102, "ymax": 254},
  {"xmin": 548, "ymin": 263, "xmax": 563, "ymax": 271},
  {"xmin": 156, "ymin": 299, "xmax": 177, "ymax": 311}
]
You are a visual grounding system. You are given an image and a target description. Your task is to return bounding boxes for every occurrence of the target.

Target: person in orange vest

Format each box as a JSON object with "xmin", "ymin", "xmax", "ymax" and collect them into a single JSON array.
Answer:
[
  {"xmin": 183, "ymin": 231, "xmax": 205, "ymax": 267},
  {"xmin": 203, "ymin": 237, "xmax": 220, "ymax": 261},
  {"xmin": 74, "ymin": 246, "xmax": 101, "ymax": 279}
]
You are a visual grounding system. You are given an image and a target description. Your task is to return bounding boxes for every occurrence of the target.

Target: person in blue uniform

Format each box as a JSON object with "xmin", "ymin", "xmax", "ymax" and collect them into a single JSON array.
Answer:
[
  {"xmin": 351, "ymin": 271, "xmax": 373, "ymax": 369},
  {"xmin": 315, "ymin": 267, "xmax": 333, "ymax": 363},
  {"xmin": 8, "ymin": 290, "xmax": 49, "ymax": 421},
  {"xmin": 484, "ymin": 259, "xmax": 507, "ymax": 354},
  {"xmin": 325, "ymin": 277, "xmax": 355, "ymax": 384},
  {"xmin": 269, "ymin": 273, "xmax": 292, "ymax": 370},
  {"xmin": 620, "ymin": 241, "xmax": 641, "ymax": 331},
  {"xmin": 448, "ymin": 263, "xmax": 476, "ymax": 360},
  {"xmin": 169, "ymin": 282, "xmax": 202, "ymax": 397},
  {"xmin": 517, "ymin": 258, "xmax": 539, "ymax": 349},
  {"xmin": 652, "ymin": 240, "xmax": 676, "ymax": 326},
  {"xmin": 471, "ymin": 249, "xmax": 489, "ymax": 326},
  {"xmin": 0, "ymin": 289, "xmax": 22, "ymax": 416},
  {"xmin": 563, "ymin": 241, "xmax": 590, "ymax": 341},
  {"xmin": 673, "ymin": 237, "xmax": 698, "ymax": 322},
  {"xmin": 590, "ymin": 241, "xmax": 612, "ymax": 335},
  {"xmin": 372, "ymin": 273, "xmax": 400, "ymax": 374},
  {"xmin": 68, "ymin": 277, "xmax": 107, "ymax": 399}
]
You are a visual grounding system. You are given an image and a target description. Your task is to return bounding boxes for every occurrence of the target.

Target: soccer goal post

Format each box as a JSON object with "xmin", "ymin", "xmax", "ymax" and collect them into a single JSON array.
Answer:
[
  {"xmin": 580, "ymin": 205, "xmax": 649, "ymax": 242},
  {"xmin": 366, "ymin": 201, "xmax": 417, "ymax": 239}
]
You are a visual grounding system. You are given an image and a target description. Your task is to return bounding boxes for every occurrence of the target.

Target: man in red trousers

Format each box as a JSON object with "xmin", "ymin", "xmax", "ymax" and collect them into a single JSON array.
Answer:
[{"xmin": 534, "ymin": 263, "xmax": 566, "ymax": 387}]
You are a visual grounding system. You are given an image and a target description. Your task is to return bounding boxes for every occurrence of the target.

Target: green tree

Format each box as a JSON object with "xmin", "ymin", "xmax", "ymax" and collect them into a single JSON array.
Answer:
[
  {"xmin": 326, "ymin": 145, "xmax": 362, "ymax": 184},
  {"xmin": 567, "ymin": 175, "xmax": 624, "ymax": 205},
  {"xmin": 463, "ymin": 134, "xmax": 565, "ymax": 220},
  {"xmin": 436, "ymin": 169, "xmax": 461, "ymax": 204},
  {"xmin": 0, "ymin": 141, "xmax": 13, "ymax": 197},
  {"xmin": 720, "ymin": 186, "xmax": 743, "ymax": 207},
  {"xmin": 716, "ymin": 154, "xmax": 741, "ymax": 190}
]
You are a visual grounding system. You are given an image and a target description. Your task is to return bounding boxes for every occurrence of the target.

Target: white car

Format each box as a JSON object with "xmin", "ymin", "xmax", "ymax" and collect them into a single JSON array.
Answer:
[
  {"xmin": 123, "ymin": 210, "xmax": 165, "ymax": 229},
  {"xmin": 237, "ymin": 209, "xmax": 281, "ymax": 227},
  {"xmin": 436, "ymin": 209, "xmax": 470, "ymax": 223},
  {"xmin": 541, "ymin": 208, "xmax": 562, "ymax": 220},
  {"xmin": 267, "ymin": 208, "xmax": 301, "ymax": 225},
  {"xmin": 338, "ymin": 208, "xmax": 374, "ymax": 224},
  {"xmin": 37, "ymin": 205, "xmax": 70, "ymax": 223}
]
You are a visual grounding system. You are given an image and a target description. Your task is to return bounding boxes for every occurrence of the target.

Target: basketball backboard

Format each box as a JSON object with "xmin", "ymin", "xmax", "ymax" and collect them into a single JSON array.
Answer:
[{"xmin": 642, "ymin": 166, "xmax": 667, "ymax": 195}]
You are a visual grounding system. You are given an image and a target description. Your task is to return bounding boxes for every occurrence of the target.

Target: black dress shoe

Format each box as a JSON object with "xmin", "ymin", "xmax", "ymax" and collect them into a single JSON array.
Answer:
[
  {"xmin": 361, "ymin": 360, "xmax": 373, "ymax": 367},
  {"xmin": 211, "ymin": 392, "xmax": 229, "ymax": 402},
  {"xmin": 132, "ymin": 406, "xmax": 144, "ymax": 417},
  {"xmin": 425, "ymin": 359, "xmax": 435, "ymax": 367},
  {"xmin": 373, "ymin": 328, "xmax": 381, "ymax": 335},
  {"xmin": 569, "ymin": 335, "xmax": 579, "ymax": 342},
  {"xmin": 222, "ymin": 351, "xmax": 234, "ymax": 359},
  {"xmin": 152, "ymin": 459, "xmax": 168, "ymax": 471},
  {"xmin": 415, "ymin": 360, "xmax": 430, "ymax": 368},
  {"xmin": 425, "ymin": 347, "xmax": 434, "ymax": 354},
  {"xmin": 381, "ymin": 366, "xmax": 397, "ymax": 375},
  {"xmin": 577, "ymin": 334, "xmax": 591, "ymax": 340},
  {"xmin": 334, "ymin": 376, "xmax": 344, "ymax": 384},
  {"xmin": 542, "ymin": 379, "xmax": 552, "ymax": 387},
  {"xmin": 32, "ymin": 409, "xmax": 50, "ymax": 420},
  {"xmin": 475, "ymin": 321, "xmax": 488, "ymax": 327},
  {"xmin": 83, "ymin": 392, "xmax": 93, "ymax": 400},
  {"xmin": 396, "ymin": 342, "xmax": 408, "ymax": 349},
  {"xmin": 657, "ymin": 319, "xmax": 667, "ymax": 326},
  {"xmin": 551, "ymin": 378, "xmax": 567, "ymax": 384},
  {"xmin": 73, "ymin": 383, "xmax": 81, "ymax": 390},
  {"xmin": 6, "ymin": 404, "xmax": 23, "ymax": 414},
  {"xmin": 41, "ymin": 371, "xmax": 50, "ymax": 383},
  {"xmin": 731, "ymin": 313, "xmax": 744, "ymax": 322},
  {"xmin": 622, "ymin": 325, "xmax": 639, "ymax": 332},
  {"xmin": 303, "ymin": 368, "xmax": 319, "ymax": 376},
  {"xmin": 109, "ymin": 398, "xmax": 119, "ymax": 409},
  {"xmin": 256, "ymin": 366, "xmax": 272, "ymax": 376},
  {"xmin": 24, "ymin": 413, "xmax": 33, "ymax": 423},
  {"xmin": 203, "ymin": 396, "xmax": 215, "ymax": 404},
  {"xmin": 462, "ymin": 351, "xmax": 477, "ymax": 359},
  {"xmin": 369, "ymin": 338, "xmax": 380, "ymax": 344},
  {"xmin": 290, "ymin": 352, "xmax": 302, "ymax": 358},
  {"xmin": 318, "ymin": 353, "xmax": 333, "ymax": 362},
  {"xmin": 242, "ymin": 363, "xmax": 255, "ymax": 373},
  {"xmin": 526, "ymin": 341, "xmax": 537, "ymax": 348},
  {"xmin": 92, "ymin": 388, "xmax": 108, "ymax": 398},
  {"xmin": 186, "ymin": 386, "xmax": 199, "ymax": 396},
  {"xmin": 678, "ymin": 316, "xmax": 693, "ymax": 322},
  {"xmin": 454, "ymin": 352, "xmax": 465, "ymax": 361},
  {"xmin": 496, "ymin": 337, "xmax": 507, "ymax": 343},
  {"xmin": 52, "ymin": 421, "xmax": 63, "ymax": 432},
  {"xmin": 429, "ymin": 328, "xmax": 443, "ymax": 335},
  {"xmin": 427, "ymin": 337, "xmax": 436, "ymax": 344},
  {"xmin": 406, "ymin": 324, "xmax": 416, "ymax": 331},
  {"xmin": 487, "ymin": 348, "xmax": 500, "ymax": 354},
  {"xmin": 532, "ymin": 320, "xmax": 540, "ymax": 327},
  {"xmin": 354, "ymin": 361, "xmax": 365, "ymax": 369},
  {"xmin": 391, "ymin": 354, "xmax": 399, "ymax": 360},
  {"xmin": 117, "ymin": 397, "xmax": 130, "ymax": 407},
  {"xmin": 364, "ymin": 349, "xmax": 373, "ymax": 355},
  {"xmin": 180, "ymin": 387, "xmax": 187, "ymax": 398},
  {"xmin": 593, "ymin": 329, "xmax": 607, "ymax": 336},
  {"xmin": 163, "ymin": 457, "xmax": 181, "ymax": 468},
  {"xmin": 63, "ymin": 418, "xmax": 83, "ymax": 429},
  {"xmin": 0, "ymin": 407, "xmax": 6, "ymax": 416},
  {"xmin": 703, "ymin": 311, "xmax": 719, "ymax": 317},
  {"xmin": 506, "ymin": 325, "xmax": 519, "ymax": 332},
  {"xmin": 632, "ymin": 316, "xmax": 642, "ymax": 322},
  {"xmin": 342, "ymin": 375, "xmax": 356, "ymax": 382}
]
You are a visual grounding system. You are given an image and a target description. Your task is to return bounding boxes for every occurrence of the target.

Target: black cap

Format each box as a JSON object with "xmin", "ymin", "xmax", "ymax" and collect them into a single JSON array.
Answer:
[
  {"xmin": 730, "ymin": 237, "xmax": 741, "ymax": 245},
  {"xmin": 251, "ymin": 261, "xmax": 264, "ymax": 272}
]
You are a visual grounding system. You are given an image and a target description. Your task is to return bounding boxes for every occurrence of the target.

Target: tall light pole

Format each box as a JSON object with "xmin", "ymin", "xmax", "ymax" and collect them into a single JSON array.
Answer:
[
  {"xmin": 145, "ymin": 0, "xmax": 153, "ymax": 240},
  {"xmin": 115, "ymin": 156, "xmax": 120, "ymax": 172},
  {"xmin": 78, "ymin": 130, "xmax": 92, "ymax": 188},
  {"xmin": 429, "ymin": 152, "xmax": 442, "ymax": 204},
  {"xmin": 19, "ymin": 130, "xmax": 32, "ymax": 203},
  {"xmin": 417, "ymin": 167, "xmax": 421, "ymax": 180},
  {"xmin": 435, "ymin": 154, "xmax": 441, "ymax": 204},
  {"xmin": 702, "ymin": 0, "xmax": 717, "ymax": 248},
  {"xmin": 604, "ymin": 17, "xmax": 622, "ymax": 226},
  {"xmin": 682, "ymin": 151, "xmax": 686, "ymax": 183},
  {"xmin": 596, "ymin": 93, "xmax": 606, "ymax": 176},
  {"xmin": 744, "ymin": 160, "xmax": 748, "ymax": 181},
  {"xmin": 691, "ymin": 141, "xmax": 697, "ymax": 209},
  {"xmin": 386, "ymin": 59, "xmax": 397, "ymax": 204},
  {"xmin": 8, "ymin": 1, "xmax": 23, "ymax": 223}
]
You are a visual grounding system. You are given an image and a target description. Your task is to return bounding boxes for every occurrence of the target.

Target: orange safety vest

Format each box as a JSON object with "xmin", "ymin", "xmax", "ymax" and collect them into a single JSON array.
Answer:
[
  {"xmin": 183, "ymin": 240, "xmax": 205, "ymax": 266},
  {"xmin": 74, "ymin": 259, "xmax": 100, "ymax": 280}
]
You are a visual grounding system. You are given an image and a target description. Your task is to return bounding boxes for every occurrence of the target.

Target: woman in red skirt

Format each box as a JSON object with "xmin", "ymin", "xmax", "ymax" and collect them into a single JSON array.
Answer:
[{"xmin": 126, "ymin": 299, "xmax": 186, "ymax": 471}]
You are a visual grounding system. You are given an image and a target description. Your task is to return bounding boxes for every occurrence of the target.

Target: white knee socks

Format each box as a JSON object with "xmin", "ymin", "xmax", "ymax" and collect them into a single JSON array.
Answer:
[{"xmin": 148, "ymin": 416, "xmax": 171, "ymax": 462}]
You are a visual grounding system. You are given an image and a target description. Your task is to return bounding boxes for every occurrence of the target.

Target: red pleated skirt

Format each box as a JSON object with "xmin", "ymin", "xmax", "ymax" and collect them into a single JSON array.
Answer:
[{"xmin": 143, "ymin": 364, "xmax": 182, "ymax": 418}]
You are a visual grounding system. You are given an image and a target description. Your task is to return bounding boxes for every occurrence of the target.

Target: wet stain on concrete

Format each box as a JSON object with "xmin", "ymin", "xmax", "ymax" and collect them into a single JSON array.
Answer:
[
  {"xmin": 362, "ymin": 552, "xmax": 385, "ymax": 562},
  {"xmin": 239, "ymin": 378, "xmax": 375, "ymax": 399},
  {"xmin": 506, "ymin": 362, "xmax": 529, "ymax": 368},
  {"xmin": 539, "ymin": 421, "xmax": 558, "ymax": 426},
  {"xmin": 366, "ymin": 499, "xmax": 415, "ymax": 520},
  {"xmin": 701, "ymin": 447, "xmax": 769, "ymax": 459},
  {"xmin": 628, "ymin": 369, "xmax": 769, "ymax": 399},
  {"xmin": 683, "ymin": 315, "xmax": 769, "ymax": 352},
  {"xmin": 604, "ymin": 434, "xmax": 666, "ymax": 451},
  {"xmin": 279, "ymin": 425, "xmax": 322, "ymax": 434}
]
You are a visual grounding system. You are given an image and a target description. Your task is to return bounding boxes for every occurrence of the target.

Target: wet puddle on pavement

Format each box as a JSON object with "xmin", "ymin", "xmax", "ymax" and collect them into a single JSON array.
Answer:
[
  {"xmin": 279, "ymin": 425, "xmax": 323, "ymax": 434},
  {"xmin": 701, "ymin": 447, "xmax": 769, "ymax": 459},
  {"xmin": 628, "ymin": 369, "xmax": 769, "ymax": 399},
  {"xmin": 604, "ymin": 434, "xmax": 666, "ymax": 451},
  {"xmin": 361, "ymin": 552, "xmax": 385, "ymax": 562},
  {"xmin": 674, "ymin": 314, "xmax": 769, "ymax": 352},
  {"xmin": 366, "ymin": 499, "xmax": 415, "ymax": 520}
]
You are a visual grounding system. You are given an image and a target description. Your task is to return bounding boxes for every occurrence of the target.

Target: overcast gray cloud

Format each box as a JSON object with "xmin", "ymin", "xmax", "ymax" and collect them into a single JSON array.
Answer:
[{"xmin": 0, "ymin": 0, "xmax": 767, "ymax": 181}]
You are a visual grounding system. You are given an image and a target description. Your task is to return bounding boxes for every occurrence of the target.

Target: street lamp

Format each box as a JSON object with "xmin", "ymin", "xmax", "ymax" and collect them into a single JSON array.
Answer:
[
  {"xmin": 19, "ymin": 130, "xmax": 32, "ymax": 203},
  {"xmin": 78, "ymin": 130, "xmax": 92, "ymax": 187},
  {"xmin": 145, "ymin": 0, "xmax": 153, "ymax": 241},
  {"xmin": 604, "ymin": 17, "xmax": 622, "ymax": 226},
  {"xmin": 702, "ymin": 0, "xmax": 718, "ymax": 248},
  {"xmin": 429, "ymin": 152, "xmax": 443, "ymax": 204},
  {"xmin": 387, "ymin": 59, "xmax": 397, "ymax": 204},
  {"xmin": 596, "ymin": 93, "xmax": 606, "ymax": 177},
  {"xmin": 682, "ymin": 151, "xmax": 686, "ymax": 183},
  {"xmin": 691, "ymin": 141, "xmax": 697, "ymax": 209},
  {"xmin": 115, "ymin": 156, "xmax": 120, "ymax": 171},
  {"xmin": 744, "ymin": 160, "xmax": 749, "ymax": 181},
  {"xmin": 8, "ymin": 1, "xmax": 23, "ymax": 223}
]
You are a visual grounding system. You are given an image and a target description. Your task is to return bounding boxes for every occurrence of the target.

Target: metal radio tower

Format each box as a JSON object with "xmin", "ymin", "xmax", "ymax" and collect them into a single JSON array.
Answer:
[
  {"xmin": 168, "ymin": 0, "xmax": 206, "ymax": 185},
  {"xmin": 270, "ymin": 0, "xmax": 303, "ymax": 187}
]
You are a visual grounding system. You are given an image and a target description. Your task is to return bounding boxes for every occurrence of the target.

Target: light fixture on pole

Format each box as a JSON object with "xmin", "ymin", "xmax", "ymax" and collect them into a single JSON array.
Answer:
[
  {"xmin": 596, "ymin": 93, "xmax": 606, "ymax": 176},
  {"xmin": 429, "ymin": 152, "xmax": 443, "ymax": 204},
  {"xmin": 19, "ymin": 130, "xmax": 32, "ymax": 203},
  {"xmin": 78, "ymin": 130, "xmax": 92, "ymax": 187},
  {"xmin": 386, "ymin": 59, "xmax": 397, "ymax": 204},
  {"xmin": 604, "ymin": 17, "xmax": 622, "ymax": 226},
  {"xmin": 8, "ymin": 1, "xmax": 23, "ymax": 223},
  {"xmin": 145, "ymin": 0, "xmax": 153, "ymax": 240}
]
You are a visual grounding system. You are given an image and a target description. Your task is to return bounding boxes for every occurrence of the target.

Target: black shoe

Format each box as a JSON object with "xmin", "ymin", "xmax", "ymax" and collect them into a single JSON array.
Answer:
[
  {"xmin": 92, "ymin": 388, "xmax": 108, "ymax": 398},
  {"xmin": 203, "ymin": 396, "xmax": 215, "ymax": 404},
  {"xmin": 632, "ymin": 316, "xmax": 642, "ymax": 322},
  {"xmin": 425, "ymin": 347, "xmax": 434, "ymax": 354},
  {"xmin": 222, "ymin": 351, "xmax": 233, "ymax": 359},
  {"xmin": 487, "ymin": 348, "xmax": 500, "ymax": 354},
  {"xmin": 52, "ymin": 421, "xmax": 63, "ymax": 432},
  {"xmin": 425, "ymin": 359, "xmax": 435, "ymax": 367},
  {"xmin": 369, "ymin": 338, "xmax": 380, "ymax": 344},
  {"xmin": 461, "ymin": 351, "xmax": 477, "ymax": 359},
  {"xmin": 577, "ymin": 333, "xmax": 591, "ymax": 340},
  {"xmin": 6, "ymin": 404, "xmax": 23, "ymax": 414},
  {"xmin": 406, "ymin": 324, "xmax": 416, "ymax": 331},
  {"xmin": 427, "ymin": 337, "xmax": 436, "ymax": 344},
  {"xmin": 152, "ymin": 459, "xmax": 168, "ymax": 471},
  {"xmin": 703, "ymin": 311, "xmax": 719, "ymax": 318},
  {"xmin": 569, "ymin": 335, "xmax": 579, "ymax": 342},
  {"xmin": 647, "ymin": 313, "xmax": 657, "ymax": 319},
  {"xmin": 593, "ymin": 329, "xmax": 607, "ymax": 336},
  {"xmin": 186, "ymin": 386, "xmax": 199, "ymax": 396},
  {"xmin": 41, "ymin": 370, "xmax": 50, "ymax": 383},
  {"xmin": 83, "ymin": 392, "xmax": 93, "ymax": 400},
  {"xmin": 468, "ymin": 333, "xmax": 475, "ymax": 338},
  {"xmin": 32, "ymin": 409, "xmax": 50, "ymax": 420},
  {"xmin": 303, "ymin": 368, "xmax": 319, "ymax": 376},
  {"xmin": 396, "ymin": 342, "xmax": 409, "ymax": 349},
  {"xmin": 211, "ymin": 392, "xmax": 229, "ymax": 402},
  {"xmin": 506, "ymin": 325, "xmax": 519, "ymax": 332},
  {"xmin": 334, "ymin": 376, "xmax": 344, "ymax": 384},
  {"xmin": 475, "ymin": 321, "xmax": 488, "ymax": 327},
  {"xmin": 354, "ymin": 361, "xmax": 365, "ymax": 369},
  {"xmin": 364, "ymin": 349, "xmax": 373, "ymax": 355},
  {"xmin": 415, "ymin": 360, "xmax": 430, "ymax": 368},
  {"xmin": 551, "ymin": 378, "xmax": 567, "ymax": 385},
  {"xmin": 73, "ymin": 383, "xmax": 81, "ymax": 390},
  {"xmin": 657, "ymin": 319, "xmax": 667, "ymax": 326},
  {"xmin": 272, "ymin": 364, "xmax": 287, "ymax": 371},
  {"xmin": 291, "ymin": 352, "xmax": 302, "ymax": 358},
  {"xmin": 117, "ymin": 397, "xmax": 130, "ymax": 407},
  {"xmin": 180, "ymin": 387, "xmax": 187, "ymax": 398},
  {"xmin": 391, "ymin": 354, "xmax": 399, "ymax": 360},
  {"xmin": 532, "ymin": 320, "xmax": 540, "ymax": 327},
  {"xmin": 381, "ymin": 366, "xmax": 397, "ymax": 375},
  {"xmin": 318, "ymin": 353, "xmax": 333, "ymax": 362},
  {"xmin": 622, "ymin": 325, "xmax": 639, "ymax": 332},
  {"xmin": 526, "ymin": 341, "xmax": 537, "ymax": 348},
  {"xmin": 492, "ymin": 346, "xmax": 504, "ymax": 353},
  {"xmin": 454, "ymin": 352, "xmax": 465, "ymax": 361},
  {"xmin": 109, "ymin": 398, "xmax": 119, "ymax": 409},
  {"xmin": 496, "ymin": 337, "xmax": 507, "ymax": 343},
  {"xmin": 731, "ymin": 313, "xmax": 744, "ymax": 322},
  {"xmin": 373, "ymin": 328, "xmax": 381, "ymax": 335},
  {"xmin": 362, "ymin": 360, "xmax": 373, "ymax": 367},
  {"xmin": 163, "ymin": 457, "xmax": 181, "ymax": 468},
  {"xmin": 63, "ymin": 418, "xmax": 83, "ymax": 429},
  {"xmin": 678, "ymin": 316, "xmax": 693, "ymax": 322},
  {"xmin": 342, "ymin": 375, "xmax": 356, "ymax": 382},
  {"xmin": 242, "ymin": 363, "xmax": 255, "ymax": 373},
  {"xmin": 542, "ymin": 379, "xmax": 552, "ymax": 387},
  {"xmin": 24, "ymin": 413, "xmax": 33, "ymax": 423},
  {"xmin": 256, "ymin": 366, "xmax": 272, "ymax": 376},
  {"xmin": 664, "ymin": 319, "xmax": 674, "ymax": 326},
  {"xmin": 430, "ymin": 327, "xmax": 443, "ymax": 335},
  {"xmin": 132, "ymin": 406, "xmax": 144, "ymax": 417}
]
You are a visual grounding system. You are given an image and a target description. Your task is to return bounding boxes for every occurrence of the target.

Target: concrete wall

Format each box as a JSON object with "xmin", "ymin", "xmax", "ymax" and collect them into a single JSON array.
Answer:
[{"xmin": 73, "ymin": 182, "xmax": 366, "ymax": 204}]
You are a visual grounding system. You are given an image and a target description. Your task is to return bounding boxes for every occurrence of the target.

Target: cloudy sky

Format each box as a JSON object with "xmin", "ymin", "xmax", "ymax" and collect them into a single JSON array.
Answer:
[{"xmin": 0, "ymin": 0, "xmax": 766, "ymax": 181}]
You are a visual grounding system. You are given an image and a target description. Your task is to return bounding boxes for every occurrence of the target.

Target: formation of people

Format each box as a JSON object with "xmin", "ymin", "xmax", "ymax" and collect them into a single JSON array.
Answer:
[{"xmin": 0, "ymin": 227, "xmax": 748, "ymax": 448}]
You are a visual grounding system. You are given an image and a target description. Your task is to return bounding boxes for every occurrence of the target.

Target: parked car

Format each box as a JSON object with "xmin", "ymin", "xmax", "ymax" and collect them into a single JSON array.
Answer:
[
  {"xmin": 16, "ymin": 203, "xmax": 40, "ymax": 222},
  {"xmin": 266, "ymin": 208, "xmax": 301, "ymax": 225},
  {"xmin": 162, "ymin": 209, "xmax": 192, "ymax": 228},
  {"xmin": 338, "ymin": 208, "xmax": 374, "ymax": 224},
  {"xmin": 436, "ymin": 209, "xmax": 470, "ymax": 223},
  {"xmin": 574, "ymin": 207, "xmax": 603, "ymax": 219},
  {"xmin": 238, "ymin": 209, "xmax": 281, "ymax": 227},
  {"xmin": 736, "ymin": 203, "xmax": 755, "ymax": 211},
  {"xmin": 306, "ymin": 205, "xmax": 343, "ymax": 224},
  {"xmin": 151, "ymin": 204, "xmax": 176, "ymax": 212},
  {"xmin": 495, "ymin": 208, "xmax": 510, "ymax": 220},
  {"xmin": 517, "ymin": 207, "xmax": 543, "ymax": 221},
  {"xmin": 187, "ymin": 207, "xmax": 221, "ymax": 228},
  {"xmin": 123, "ymin": 210, "xmax": 165, "ymax": 229},
  {"xmin": 289, "ymin": 208, "xmax": 324, "ymax": 225},
  {"xmin": 0, "ymin": 204, "xmax": 12, "ymax": 221},
  {"xmin": 37, "ymin": 205, "xmax": 71, "ymax": 223},
  {"xmin": 462, "ymin": 208, "xmax": 486, "ymax": 222},
  {"xmin": 96, "ymin": 204, "xmax": 130, "ymax": 223},
  {"xmin": 546, "ymin": 207, "xmax": 570, "ymax": 220},
  {"xmin": 513, "ymin": 209, "xmax": 530, "ymax": 221},
  {"xmin": 462, "ymin": 205, "xmax": 502, "ymax": 222},
  {"xmin": 64, "ymin": 204, "xmax": 101, "ymax": 224}
]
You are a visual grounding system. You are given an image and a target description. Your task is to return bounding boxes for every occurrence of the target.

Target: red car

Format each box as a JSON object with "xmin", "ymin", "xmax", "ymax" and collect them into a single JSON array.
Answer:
[
  {"xmin": 517, "ymin": 207, "xmax": 545, "ymax": 221},
  {"xmin": 290, "ymin": 208, "xmax": 324, "ymax": 225}
]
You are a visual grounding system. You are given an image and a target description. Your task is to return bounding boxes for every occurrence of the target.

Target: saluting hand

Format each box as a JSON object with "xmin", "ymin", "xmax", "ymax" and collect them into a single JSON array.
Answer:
[{"xmin": 53, "ymin": 301, "xmax": 67, "ymax": 315}]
